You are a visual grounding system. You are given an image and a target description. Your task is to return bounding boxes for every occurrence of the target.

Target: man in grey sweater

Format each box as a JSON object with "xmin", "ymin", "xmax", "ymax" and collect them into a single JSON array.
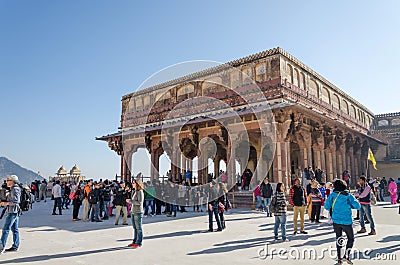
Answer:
[{"xmin": 0, "ymin": 175, "xmax": 21, "ymax": 254}]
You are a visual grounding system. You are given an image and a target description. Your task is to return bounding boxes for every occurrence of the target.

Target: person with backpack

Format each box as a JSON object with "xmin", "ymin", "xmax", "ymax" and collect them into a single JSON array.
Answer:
[
  {"xmin": 89, "ymin": 182, "xmax": 102, "ymax": 222},
  {"xmin": 51, "ymin": 180, "xmax": 62, "ymax": 216},
  {"xmin": 324, "ymin": 179, "xmax": 360, "ymax": 265},
  {"xmin": 72, "ymin": 184, "xmax": 83, "ymax": 221},
  {"xmin": 0, "ymin": 175, "xmax": 21, "ymax": 254},
  {"xmin": 272, "ymin": 182, "xmax": 288, "ymax": 242}
]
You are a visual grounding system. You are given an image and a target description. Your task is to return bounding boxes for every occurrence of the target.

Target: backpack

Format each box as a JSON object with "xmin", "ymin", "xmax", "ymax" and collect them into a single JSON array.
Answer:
[
  {"xmin": 103, "ymin": 187, "xmax": 111, "ymax": 201},
  {"xmin": 19, "ymin": 185, "xmax": 34, "ymax": 211},
  {"xmin": 88, "ymin": 190, "xmax": 98, "ymax": 204},
  {"xmin": 269, "ymin": 194, "xmax": 279, "ymax": 214}
]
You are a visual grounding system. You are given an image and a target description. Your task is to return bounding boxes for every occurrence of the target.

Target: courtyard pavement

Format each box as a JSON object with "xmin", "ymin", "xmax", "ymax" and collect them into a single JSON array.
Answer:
[{"xmin": 0, "ymin": 199, "xmax": 399, "ymax": 265}]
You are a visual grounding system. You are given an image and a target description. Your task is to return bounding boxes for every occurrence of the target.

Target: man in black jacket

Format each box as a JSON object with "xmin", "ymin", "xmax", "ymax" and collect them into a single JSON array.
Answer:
[
  {"xmin": 89, "ymin": 182, "xmax": 102, "ymax": 222},
  {"xmin": 289, "ymin": 178, "xmax": 308, "ymax": 235},
  {"xmin": 260, "ymin": 178, "xmax": 273, "ymax": 217},
  {"xmin": 114, "ymin": 181, "xmax": 129, "ymax": 225}
]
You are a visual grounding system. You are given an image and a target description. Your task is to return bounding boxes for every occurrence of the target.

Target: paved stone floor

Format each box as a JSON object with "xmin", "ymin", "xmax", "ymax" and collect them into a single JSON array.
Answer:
[{"xmin": 0, "ymin": 199, "xmax": 399, "ymax": 265}]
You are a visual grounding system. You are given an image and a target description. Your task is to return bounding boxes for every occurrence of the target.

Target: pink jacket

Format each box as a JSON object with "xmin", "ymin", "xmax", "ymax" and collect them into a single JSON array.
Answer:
[{"xmin": 254, "ymin": 185, "xmax": 262, "ymax": 197}]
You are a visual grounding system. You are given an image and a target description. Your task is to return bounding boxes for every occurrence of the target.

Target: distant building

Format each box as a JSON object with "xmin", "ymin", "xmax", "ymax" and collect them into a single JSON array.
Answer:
[
  {"xmin": 49, "ymin": 165, "xmax": 86, "ymax": 183},
  {"xmin": 370, "ymin": 112, "xmax": 400, "ymax": 178}
]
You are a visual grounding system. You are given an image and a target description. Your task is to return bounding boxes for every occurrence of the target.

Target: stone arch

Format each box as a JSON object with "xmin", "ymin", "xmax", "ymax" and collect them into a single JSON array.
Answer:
[
  {"xmin": 255, "ymin": 63, "xmax": 266, "ymax": 82},
  {"xmin": 309, "ymin": 79, "xmax": 319, "ymax": 97},
  {"xmin": 136, "ymin": 97, "xmax": 143, "ymax": 110},
  {"xmin": 202, "ymin": 76, "xmax": 223, "ymax": 95},
  {"xmin": 342, "ymin": 99, "xmax": 349, "ymax": 114},
  {"xmin": 300, "ymin": 72, "xmax": 306, "ymax": 89},
  {"xmin": 349, "ymin": 105, "xmax": 357, "ymax": 119},
  {"xmin": 293, "ymin": 68, "xmax": 299, "ymax": 87},
  {"xmin": 287, "ymin": 64, "xmax": 294, "ymax": 83},
  {"xmin": 177, "ymin": 84, "xmax": 194, "ymax": 101},
  {"xmin": 332, "ymin": 94, "xmax": 340, "ymax": 109},
  {"xmin": 378, "ymin": 120, "xmax": 389, "ymax": 126},
  {"xmin": 321, "ymin": 87, "xmax": 331, "ymax": 104},
  {"xmin": 392, "ymin": 118, "xmax": 400, "ymax": 126}
]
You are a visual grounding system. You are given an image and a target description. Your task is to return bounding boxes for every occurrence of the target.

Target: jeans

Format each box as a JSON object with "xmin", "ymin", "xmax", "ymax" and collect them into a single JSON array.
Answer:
[
  {"xmin": 360, "ymin": 204, "xmax": 375, "ymax": 230},
  {"xmin": 255, "ymin": 196, "xmax": 265, "ymax": 210},
  {"xmin": 144, "ymin": 199, "xmax": 155, "ymax": 215},
  {"xmin": 333, "ymin": 223, "xmax": 354, "ymax": 260},
  {"xmin": 103, "ymin": 201, "xmax": 110, "ymax": 218},
  {"xmin": 379, "ymin": 188, "xmax": 385, "ymax": 202},
  {"xmin": 208, "ymin": 202, "xmax": 222, "ymax": 231},
  {"xmin": 52, "ymin": 197, "xmax": 62, "ymax": 214},
  {"xmin": 274, "ymin": 215, "xmax": 287, "ymax": 240},
  {"xmin": 263, "ymin": 198, "xmax": 272, "ymax": 215},
  {"xmin": 90, "ymin": 203, "xmax": 100, "ymax": 221},
  {"xmin": 132, "ymin": 213, "xmax": 143, "ymax": 246},
  {"xmin": 1, "ymin": 213, "xmax": 19, "ymax": 249}
]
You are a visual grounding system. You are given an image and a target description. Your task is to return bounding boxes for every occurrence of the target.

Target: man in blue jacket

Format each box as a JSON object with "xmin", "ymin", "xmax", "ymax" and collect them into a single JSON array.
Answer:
[{"xmin": 325, "ymin": 179, "xmax": 360, "ymax": 265}]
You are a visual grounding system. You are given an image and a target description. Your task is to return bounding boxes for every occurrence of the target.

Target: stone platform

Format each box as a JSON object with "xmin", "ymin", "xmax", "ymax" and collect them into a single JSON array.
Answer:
[{"xmin": 0, "ymin": 199, "xmax": 399, "ymax": 265}]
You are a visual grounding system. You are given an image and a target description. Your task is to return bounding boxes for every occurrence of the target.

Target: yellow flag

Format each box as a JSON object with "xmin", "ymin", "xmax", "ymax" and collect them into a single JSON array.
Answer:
[{"xmin": 368, "ymin": 148, "xmax": 377, "ymax": 170}]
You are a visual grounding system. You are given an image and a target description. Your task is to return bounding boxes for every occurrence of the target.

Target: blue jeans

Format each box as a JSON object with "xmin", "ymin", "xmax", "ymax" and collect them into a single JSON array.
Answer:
[
  {"xmin": 132, "ymin": 213, "xmax": 143, "ymax": 246},
  {"xmin": 90, "ymin": 203, "xmax": 100, "ymax": 221},
  {"xmin": 208, "ymin": 202, "xmax": 222, "ymax": 231},
  {"xmin": 1, "ymin": 213, "xmax": 20, "ymax": 249},
  {"xmin": 103, "ymin": 201, "xmax": 110, "ymax": 218},
  {"xmin": 360, "ymin": 204, "xmax": 375, "ymax": 230},
  {"xmin": 144, "ymin": 199, "xmax": 155, "ymax": 215},
  {"xmin": 256, "ymin": 196, "xmax": 265, "ymax": 210},
  {"xmin": 274, "ymin": 215, "xmax": 287, "ymax": 240},
  {"xmin": 263, "ymin": 198, "xmax": 272, "ymax": 215}
]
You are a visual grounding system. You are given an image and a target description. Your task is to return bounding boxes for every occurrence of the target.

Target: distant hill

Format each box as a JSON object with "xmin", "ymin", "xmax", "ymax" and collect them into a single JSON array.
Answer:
[{"xmin": 0, "ymin": 157, "xmax": 44, "ymax": 185}]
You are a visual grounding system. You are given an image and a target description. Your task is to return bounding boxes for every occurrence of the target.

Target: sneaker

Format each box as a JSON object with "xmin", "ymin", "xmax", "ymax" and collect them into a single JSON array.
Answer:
[
  {"xmin": 132, "ymin": 244, "xmax": 141, "ymax": 249},
  {"xmin": 293, "ymin": 231, "xmax": 298, "ymax": 235},
  {"xmin": 207, "ymin": 229, "xmax": 213, "ymax": 232},
  {"xmin": 368, "ymin": 229, "xmax": 376, "ymax": 235},
  {"xmin": 342, "ymin": 257, "xmax": 353, "ymax": 265},
  {"xmin": 0, "ymin": 248, "xmax": 5, "ymax": 254},
  {"xmin": 5, "ymin": 247, "xmax": 18, "ymax": 252},
  {"xmin": 357, "ymin": 228, "xmax": 367, "ymax": 234},
  {"xmin": 300, "ymin": 230, "xmax": 308, "ymax": 234},
  {"xmin": 127, "ymin": 243, "xmax": 136, "ymax": 247}
]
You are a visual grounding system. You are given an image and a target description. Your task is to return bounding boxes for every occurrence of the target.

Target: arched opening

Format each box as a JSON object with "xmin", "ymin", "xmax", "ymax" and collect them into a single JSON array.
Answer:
[
  {"xmin": 131, "ymin": 148, "xmax": 151, "ymax": 182},
  {"xmin": 159, "ymin": 151, "xmax": 171, "ymax": 183}
]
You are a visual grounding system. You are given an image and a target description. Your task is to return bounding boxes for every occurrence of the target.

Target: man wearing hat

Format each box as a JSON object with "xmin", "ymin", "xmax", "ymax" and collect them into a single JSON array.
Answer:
[{"xmin": 0, "ymin": 175, "xmax": 21, "ymax": 254}]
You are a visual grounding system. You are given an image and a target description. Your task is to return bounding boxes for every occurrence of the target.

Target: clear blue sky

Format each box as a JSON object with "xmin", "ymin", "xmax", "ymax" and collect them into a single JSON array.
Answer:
[{"xmin": 1, "ymin": 0, "xmax": 399, "ymax": 180}]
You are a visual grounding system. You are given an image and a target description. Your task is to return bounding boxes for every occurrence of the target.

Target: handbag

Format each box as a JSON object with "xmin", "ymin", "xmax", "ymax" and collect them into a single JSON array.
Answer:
[
  {"xmin": 218, "ymin": 202, "xmax": 225, "ymax": 214},
  {"xmin": 69, "ymin": 191, "xmax": 76, "ymax": 200}
]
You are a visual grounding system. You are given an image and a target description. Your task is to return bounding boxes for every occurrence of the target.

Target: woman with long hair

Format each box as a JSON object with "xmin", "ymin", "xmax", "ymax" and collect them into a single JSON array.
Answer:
[
  {"xmin": 272, "ymin": 182, "xmax": 288, "ymax": 242},
  {"xmin": 127, "ymin": 179, "xmax": 144, "ymax": 249}
]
